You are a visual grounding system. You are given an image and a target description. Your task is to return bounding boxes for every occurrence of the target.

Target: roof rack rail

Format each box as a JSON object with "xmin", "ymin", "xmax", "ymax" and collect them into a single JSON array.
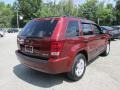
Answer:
[
  {"xmin": 39, "ymin": 15, "xmax": 87, "ymax": 20},
  {"xmin": 41, "ymin": 15, "xmax": 66, "ymax": 18},
  {"xmin": 65, "ymin": 16, "xmax": 87, "ymax": 19}
]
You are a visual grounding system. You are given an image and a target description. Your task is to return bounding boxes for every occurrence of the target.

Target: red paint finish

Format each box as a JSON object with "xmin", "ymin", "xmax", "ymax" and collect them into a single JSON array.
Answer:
[{"xmin": 16, "ymin": 17, "xmax": 110, "ymax": 74}]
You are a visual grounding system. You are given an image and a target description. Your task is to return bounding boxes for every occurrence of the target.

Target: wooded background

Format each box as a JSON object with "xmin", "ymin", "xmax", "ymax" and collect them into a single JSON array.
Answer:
[{"xmin": 0, "ymin": 0, "xmax": 120, "ymax": 28}]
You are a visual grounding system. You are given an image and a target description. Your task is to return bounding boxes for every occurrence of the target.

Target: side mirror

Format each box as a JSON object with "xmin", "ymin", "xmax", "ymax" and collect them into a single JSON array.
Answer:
[{"xmin": 102, "ymin": 30, "xmax": 107, "ymax": 34}]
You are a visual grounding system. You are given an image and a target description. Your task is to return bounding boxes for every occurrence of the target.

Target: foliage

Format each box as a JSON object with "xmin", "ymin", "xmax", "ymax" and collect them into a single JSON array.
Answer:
[
  {"xmin": 77, "ymin": 0, "xmax": 114, "ymax": 25},
  {"xmin": 115, "ymin": 0, "xmax": 120, "ymax": 24},
  {"xmin": 77, "ymin": 0, "xmax": 98, "ymax": 20},
  {"xmin": 0, "ymin": 2, "xmax": 13, "ymax": 28},
  {"xmin": 0, "ymin": 0, "xmax": 120, "ymax": 27},
  {"xmin": 12, "ymin": 0, "xmax": 42, "ymax": 27}
]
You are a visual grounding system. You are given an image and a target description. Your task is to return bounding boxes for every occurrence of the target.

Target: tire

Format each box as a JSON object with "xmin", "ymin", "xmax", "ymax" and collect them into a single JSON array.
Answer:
[
  {"xmin": 101, "ymin": 42, "xmax": 110, "ymax": 56},
  {"xmin": 67, "ymin": 54, "xmax": 86, "ymax": 81}
]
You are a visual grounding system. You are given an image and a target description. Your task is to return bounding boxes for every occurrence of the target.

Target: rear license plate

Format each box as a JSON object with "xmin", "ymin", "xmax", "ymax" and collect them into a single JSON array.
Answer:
[{"xmin": 25, "ymin": 45, "xmax": 33, "ymax": 53}]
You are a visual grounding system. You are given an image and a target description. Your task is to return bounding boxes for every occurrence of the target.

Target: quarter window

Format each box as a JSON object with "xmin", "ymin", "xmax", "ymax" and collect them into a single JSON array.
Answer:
[{"xmin": 66, "ymin": 21, "xmax": 79, "ymax": 37}]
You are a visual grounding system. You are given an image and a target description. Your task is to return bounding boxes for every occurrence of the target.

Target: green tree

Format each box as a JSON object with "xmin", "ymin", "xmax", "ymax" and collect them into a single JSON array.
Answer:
[
  {"xmin": 77, "ymin": 0, "xmax": 114, "ymax": 25},
  {"xmin": 62, "ymin": 0, "xmax": 76, "ymax": 16},
  {"xmin": 40, "ymin": 0, "xmax": 77, "ymax": 17},
  {"xmin": 0, "ymin": 2, "xmax": 13, "ymax": 28},
  {"xmin": 96, "ymin": 3, "xmax": 114, "ymax": 25},
  {"xmin": 77, "ymin": 0, "xmax": 98, "ymax": 20},
  {"xmin": 11, "ymin": 0, "xmax": 116, "ymax": 27},
  {"xmin": 115, "ymin": 0, "xmax": 120, "ymax": 24},
  {"xmin": 13, "ymin": 0, "xmax": 42, "ymax": 27}
]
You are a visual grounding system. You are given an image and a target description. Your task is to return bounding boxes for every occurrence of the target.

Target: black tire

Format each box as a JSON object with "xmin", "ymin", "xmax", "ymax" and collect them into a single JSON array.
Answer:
[
  {"xmin": 101, "ymin": 42, "xmax": 110, "ymax": 56},
  {"xmin": 67, "ymin": 54, "xmax": 86, "ymax": 81}
]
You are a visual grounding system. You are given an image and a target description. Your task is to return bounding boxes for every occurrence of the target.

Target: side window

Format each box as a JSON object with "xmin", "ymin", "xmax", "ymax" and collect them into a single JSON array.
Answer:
[
  {"xmin": 66, "ymin": 21, "xmax": 79, "ymax": 37},
  {"xmin": 82, "ymin": 23, "xmax": 93, "ymax": 35},
  {"xmin": 92, "ymin": 24, "xmax": 101, "ymax": 34}
]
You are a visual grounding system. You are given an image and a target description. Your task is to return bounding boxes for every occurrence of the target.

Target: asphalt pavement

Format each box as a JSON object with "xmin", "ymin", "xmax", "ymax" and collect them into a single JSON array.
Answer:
[{"xmin": 0, "ymin": 33, "xmax": 120, "ymax": 90}]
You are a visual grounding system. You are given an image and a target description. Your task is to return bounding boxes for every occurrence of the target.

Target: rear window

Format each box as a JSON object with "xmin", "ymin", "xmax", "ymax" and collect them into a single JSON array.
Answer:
[{"xmin": 19, "ymin": 19, "xmax": 58, "ymax": 37}]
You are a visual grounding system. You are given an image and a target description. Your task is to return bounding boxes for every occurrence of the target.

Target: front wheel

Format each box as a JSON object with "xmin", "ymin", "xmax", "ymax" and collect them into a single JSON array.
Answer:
[
  {"xmin": 101, "ymin": 42, "xmax": 110, "ymax": 56},
  {"xmin": 67, "ymin": 54, "xmax": 86, "ymax": 81}
]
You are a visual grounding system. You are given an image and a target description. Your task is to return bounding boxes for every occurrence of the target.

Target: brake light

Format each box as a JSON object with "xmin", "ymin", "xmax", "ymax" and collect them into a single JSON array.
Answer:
[{"xmin": 50, "ymin": 41, "xmax": 64, "ymax": 57}]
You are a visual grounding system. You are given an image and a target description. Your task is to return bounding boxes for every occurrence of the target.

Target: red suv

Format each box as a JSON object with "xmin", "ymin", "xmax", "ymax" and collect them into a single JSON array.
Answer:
[{"xmin": 16, "ymin": 16, "xmax": 110, "ymax": 81}]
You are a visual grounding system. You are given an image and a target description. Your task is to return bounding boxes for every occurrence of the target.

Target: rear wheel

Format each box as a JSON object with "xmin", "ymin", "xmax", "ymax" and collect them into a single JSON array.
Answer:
[
  {"xmin": 101, "ymin": 42, "xmax": 110, "ymax": 56},
  {"xmin": 67, "ymin": 54, "xmax": 86, "ymax": 81}
]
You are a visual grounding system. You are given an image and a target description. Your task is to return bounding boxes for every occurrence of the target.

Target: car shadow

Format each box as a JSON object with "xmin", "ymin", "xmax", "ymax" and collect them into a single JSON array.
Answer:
[
  {"xmin": 13, "ymin": 56, "xmax": 102, "ymax": 88},
  {"xmin": 13, "ymin": 64, "xmax": 72, "ymax": 88}
]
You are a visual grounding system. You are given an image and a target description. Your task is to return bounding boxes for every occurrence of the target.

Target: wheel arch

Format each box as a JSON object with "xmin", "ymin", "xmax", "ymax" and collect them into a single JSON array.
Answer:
[{"xmin": 77, "ymin": 50, "xmax": 88, "ymax": 63}]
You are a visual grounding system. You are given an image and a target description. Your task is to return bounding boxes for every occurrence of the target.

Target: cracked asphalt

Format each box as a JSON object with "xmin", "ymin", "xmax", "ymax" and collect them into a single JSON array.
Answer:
[{"xmin": 0, "ymin": 33, "xmax": 120, "ymax": 90}]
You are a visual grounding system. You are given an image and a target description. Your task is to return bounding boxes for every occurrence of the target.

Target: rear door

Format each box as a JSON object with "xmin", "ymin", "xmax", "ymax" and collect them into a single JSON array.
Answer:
[{"xmin": 81, "ymin": 23, "xmax": 98, "ymax": 60}]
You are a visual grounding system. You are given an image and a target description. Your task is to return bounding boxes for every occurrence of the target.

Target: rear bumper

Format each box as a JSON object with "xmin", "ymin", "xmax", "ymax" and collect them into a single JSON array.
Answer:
[{"xmin": 15, "ymin": 50, "xmax": 70, "ymax": 74}]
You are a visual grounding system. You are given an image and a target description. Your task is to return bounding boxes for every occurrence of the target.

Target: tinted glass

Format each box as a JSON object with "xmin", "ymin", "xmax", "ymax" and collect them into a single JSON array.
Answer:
[
  {"xmin": 82, "ymin": 23, "xmax": 93, "ymax": 35},
  {"xmin": 66, "ymin": 21, "xmax": 79, "ymax": 37},
  {"xmin": 92, "ymin": 24, "xmax": 101, "ymax": 34},
  {"xmin": 19, "ymin": 19, "xmax": 58, "ymax": 37}
]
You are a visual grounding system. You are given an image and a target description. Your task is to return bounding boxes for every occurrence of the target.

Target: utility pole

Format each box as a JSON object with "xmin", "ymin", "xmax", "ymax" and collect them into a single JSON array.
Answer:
[
  {"xmin": 97, "ymin": 18, "xmax": 100, "ymax": 25},
  {"xmin": 17, "ymin": 10, "xmax": 19, "ymax": 29}
]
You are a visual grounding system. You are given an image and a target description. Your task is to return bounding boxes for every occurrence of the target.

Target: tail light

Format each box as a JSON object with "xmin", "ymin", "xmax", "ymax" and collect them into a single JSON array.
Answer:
[
  {"xmin": 50, "ymin": 41, "xmax": 64, "ymax": 57},
  {"xmin": 17, "ymin": 37, "xmax": 25, "ymax": 50}
]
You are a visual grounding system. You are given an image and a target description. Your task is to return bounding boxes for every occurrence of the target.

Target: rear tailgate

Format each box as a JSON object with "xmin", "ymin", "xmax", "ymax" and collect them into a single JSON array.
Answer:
[
  {"xmin": 18, "ymin": 37, "xmax": 51, "ymax": 59},
  {"xmin": 17, "ymin": 18, "xmax": 59, "ymax": 60}
]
